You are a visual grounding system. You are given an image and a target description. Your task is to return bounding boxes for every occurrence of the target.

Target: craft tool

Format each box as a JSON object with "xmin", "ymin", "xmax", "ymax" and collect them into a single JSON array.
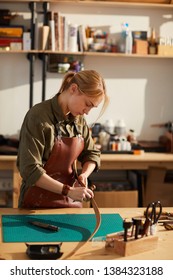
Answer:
[
  {"xmin": 141, "ymin": 217, "xmax": 151, "ymax": 237},
  {"xmin": 132, "ymin": 218, "xmax": 142, "ymax": 239},
  {"xmin": 29, "ymin": 221, "xmax": 59, "ymax": 232},
  {"xmin": 145, "ymin": 201, "xmax": 162, "ymax": 225},
  {"xmin": 123, "ymin": 219, "xmax": 132, "ymax": 242}
]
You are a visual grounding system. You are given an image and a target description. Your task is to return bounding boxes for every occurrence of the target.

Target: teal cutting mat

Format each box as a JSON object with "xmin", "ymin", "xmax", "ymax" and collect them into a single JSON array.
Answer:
[{"xmin": 2, "ymin": 213, "xmax": 123, "ymax": 243}]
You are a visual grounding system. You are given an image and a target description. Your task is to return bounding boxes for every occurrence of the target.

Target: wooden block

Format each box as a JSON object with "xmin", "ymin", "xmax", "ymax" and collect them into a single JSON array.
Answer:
[
  {"xmin": 157, "ymin": 45, "xmax": 173, "ymax": 56},
  {"xmin": 133, "ymin": 39, "xmax": 148, "ymax": 55},
  {"xmin": 108, "ymin": 235, "xmax": 158, "ymax": 256}
]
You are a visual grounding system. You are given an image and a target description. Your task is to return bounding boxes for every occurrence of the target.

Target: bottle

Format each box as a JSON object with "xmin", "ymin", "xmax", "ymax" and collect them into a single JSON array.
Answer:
[
  {"xmin": 68, "ymin": 23, "xmax": 78, "ymax": 52},
  {"xmin": 148, "ymin": 27, "xmax": 157, "ymax": 55},
  {"xmin": 104, "ymin": 119, "xmax": 115, "ymax": 135},
  {"xmin": 115, "ymin": 119, "xmax": 126, "ymax": 137},
  {"xmin": 127, "ymin": 129, "xmax": 137, "ymax": 144},
  {"xmin": 118, "ymin": 22, "xmax": 128, "ymax": 53},
  {"xmin": 125, "ymin": 25, "xmax": 133, "ymax": 54}
]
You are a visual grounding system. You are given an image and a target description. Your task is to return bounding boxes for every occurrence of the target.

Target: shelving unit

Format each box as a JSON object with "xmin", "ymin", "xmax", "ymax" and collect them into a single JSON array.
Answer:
[
  {"xmin": 1, "ymin": 0, "xmax": 173, "ymax": 113},
  {"xmin": 1, "ymin": 0, "xmax": 173, "ymax": 59}
]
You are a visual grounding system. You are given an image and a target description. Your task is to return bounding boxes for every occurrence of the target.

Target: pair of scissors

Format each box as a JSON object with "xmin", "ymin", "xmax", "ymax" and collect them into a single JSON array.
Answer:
[{"xmin": 145, "ymin": 201, "xmax": 162, "ymax": 225}]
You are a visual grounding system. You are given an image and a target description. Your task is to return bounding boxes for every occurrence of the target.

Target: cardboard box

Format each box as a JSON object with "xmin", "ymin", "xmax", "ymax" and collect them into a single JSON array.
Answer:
[
  {"xmin": 133, "ymin": 39, "xmax": 148, "ymax": 55},
  {"xmin": 94, "ymin": 190, "xmax": 138, "ymax": 207},
  {"xmin": 158, "ymin": 45, "xmax": 173, "ymax": 56}
]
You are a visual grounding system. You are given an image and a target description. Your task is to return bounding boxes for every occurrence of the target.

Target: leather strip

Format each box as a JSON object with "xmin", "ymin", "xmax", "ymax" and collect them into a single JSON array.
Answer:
[{"xmin": 61, "ymin": 160, "xmax": 101, "ymax": 259}]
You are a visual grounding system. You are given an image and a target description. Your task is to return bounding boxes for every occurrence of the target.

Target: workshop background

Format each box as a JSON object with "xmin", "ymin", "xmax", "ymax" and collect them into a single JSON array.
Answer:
[{"xmin": 0, "ymin": 1, "xmax": 173, "ymax": 207}]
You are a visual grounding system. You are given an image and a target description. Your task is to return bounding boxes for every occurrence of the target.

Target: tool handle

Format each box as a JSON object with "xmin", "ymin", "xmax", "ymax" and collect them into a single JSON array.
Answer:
[{"xmin": 29, "ymin": 221, "xmax": 58, "ymax": 232}]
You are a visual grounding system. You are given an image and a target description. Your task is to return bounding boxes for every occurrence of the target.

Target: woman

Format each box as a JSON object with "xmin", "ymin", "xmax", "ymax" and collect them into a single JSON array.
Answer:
[{"xmin": 17, "ymin": 70, "xmax": 109, "ymax": 208}]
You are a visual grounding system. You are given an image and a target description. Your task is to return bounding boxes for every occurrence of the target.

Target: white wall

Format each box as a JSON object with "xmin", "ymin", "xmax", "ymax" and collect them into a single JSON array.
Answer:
[{"xmin": 0, "ymin": 2, "xmax": 173, "ymax": 141}]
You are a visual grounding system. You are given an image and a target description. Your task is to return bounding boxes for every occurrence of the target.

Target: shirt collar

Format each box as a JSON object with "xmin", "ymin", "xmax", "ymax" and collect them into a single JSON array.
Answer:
[{"xmin": 51, "ymin": 93, "xmax": 76, "ymax": 124}]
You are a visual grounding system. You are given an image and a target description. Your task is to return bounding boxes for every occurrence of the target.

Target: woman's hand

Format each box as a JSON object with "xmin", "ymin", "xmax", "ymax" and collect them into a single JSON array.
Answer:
[
  {"xmin": 78, "ymin": 173, "xmax": 88, "ymax": 188},
  {"xmin": 68, "ymin": 179, "xmax": 94, "ymax": 202}
]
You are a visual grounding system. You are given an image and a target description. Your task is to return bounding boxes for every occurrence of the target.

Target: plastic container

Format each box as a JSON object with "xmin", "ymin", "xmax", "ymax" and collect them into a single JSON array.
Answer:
[
  {"xmin": 57, "ymin": 63, "xmax": 70, "ymax": 73},
  {"xmin": 118, "ymin": 22, "xmax": 128, "ymax": 53},
  {"xmin": 104, "ymin": 119, "xmax": 115, "ymax": 135},
  {"xmin": 125, "ymin": 29, "xmax": 133, "ymax": 54},
  {"xmin": 115, "ymin": 119, "xmax": 126, "ymax": 137},
  {"xmin": 68, "ymin": 24, "xmax": 78, "ymax": 52}
]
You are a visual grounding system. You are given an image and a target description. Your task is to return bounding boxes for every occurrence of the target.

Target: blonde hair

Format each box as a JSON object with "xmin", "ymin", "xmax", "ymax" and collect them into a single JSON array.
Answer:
[{"xmin": 59, "ymin": 70, "xmax": 109, "ymax": 119}]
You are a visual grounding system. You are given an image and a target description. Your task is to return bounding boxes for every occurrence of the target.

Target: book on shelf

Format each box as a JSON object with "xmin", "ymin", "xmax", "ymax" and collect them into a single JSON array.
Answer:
[
  {"xmin": 35, "ymin": 13, "xmax": 44, "ymax": 50},
  {"xmin": 46, "ymin": 11, "xmax": 87, "ymax": 52},
  {"xmin": 49, "ymin": 21, "xmax": 55, "ymax": 51},
  {"xmin": 34, "ymin": 12, "xmax": 50, "ymax": 50},
  {"xmin": 51, "ymin": 11, "xmax": 68, "ymax": 51},
  {"xmin": 0, "ymin": 37, "xmax": 22, "ymax": 50},
  {"xmin": 63, "ymin": 16, "xmax": 69, "ymax": 52},
  {"xmin": 60, "ymin": 15, "xmax": 65, "ymax": 51},
  {"xmin": 54, "ymin": 11, "xmax": 60, "ymax": 50},
  {"xmin": 78, "ymin": 25, "xmax": 88, "ymax": 52},
  {"xmin": 0, "ymin": 37, "xmax": 22, "ymax": 45},
  {"xmin": 0, "ymin": 26, "xmax": 23, "ymax": 38},
  {"xmin": 42, "ymin": 25, "xmax": 50, "ymax": 50},
  {"xmin": 47, "ymin": 11, "xmax": 55, "ymax": 51}
]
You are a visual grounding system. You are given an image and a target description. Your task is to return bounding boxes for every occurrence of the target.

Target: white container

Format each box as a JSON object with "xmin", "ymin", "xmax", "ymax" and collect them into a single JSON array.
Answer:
[
  {"xmin": 104, "ymin": 119, "xmax": 115, "ymax": 134},
  {"xmin": 23, "ymin": 32, "xmax": 31, "ymax": 50},
  {"xmin": 125, "ymin": 30, "xmax": 133, "ymax": 54},
  {"xmin": 58, "ymin": 63, "xmax": 70, "ymax": 74},
  {"xmin": 115, "ymin": 119, "xmax": 126, "ymax": 137},
  {"xmin": 68, "ymin": 23, "xmax": 78, "ymax": 52}
]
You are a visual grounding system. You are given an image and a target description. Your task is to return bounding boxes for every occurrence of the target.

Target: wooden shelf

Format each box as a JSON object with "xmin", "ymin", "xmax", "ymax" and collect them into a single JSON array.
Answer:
[
  {"xmin": 48, "ymin": 1, "xmax": 173, "ymax": 9},
  {"xmin": 1, "ymin": 50, "xmax": 173, "ymax": 59},
  {"xmin": 1, "ymin": 1, "xmax": 173, "ymax": 57},
  {"xmin": 2, "ymin": 0, "xmax": 173, "ymax": 9}
]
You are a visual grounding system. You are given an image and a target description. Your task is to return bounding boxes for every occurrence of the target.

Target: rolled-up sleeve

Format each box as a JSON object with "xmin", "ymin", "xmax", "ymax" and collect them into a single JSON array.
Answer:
[
  {"xmin": 77, "ymin": 118, "xmax": 101, "ymax": 171},
  {"xmin": 17, "ymin": 113, "xmax": 50, "ymax": 187}
]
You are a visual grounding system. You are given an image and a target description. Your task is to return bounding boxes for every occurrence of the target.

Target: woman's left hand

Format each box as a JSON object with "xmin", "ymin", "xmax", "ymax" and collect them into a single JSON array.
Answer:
[{"xmin": 78, "ymin": 174, "xmax": 88, "ymax": 188}]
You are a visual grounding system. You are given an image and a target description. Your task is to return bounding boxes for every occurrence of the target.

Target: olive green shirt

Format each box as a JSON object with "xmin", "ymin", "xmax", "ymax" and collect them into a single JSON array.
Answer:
[{"xmin": 17, "ymin": 94, "xmax": 101, "ymax": 206}]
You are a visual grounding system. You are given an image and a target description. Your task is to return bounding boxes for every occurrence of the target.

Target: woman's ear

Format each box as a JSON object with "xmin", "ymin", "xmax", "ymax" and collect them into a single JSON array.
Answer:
[{"xmin": 70, "ymin": 83, "xmax": 78, "ymax": 95}]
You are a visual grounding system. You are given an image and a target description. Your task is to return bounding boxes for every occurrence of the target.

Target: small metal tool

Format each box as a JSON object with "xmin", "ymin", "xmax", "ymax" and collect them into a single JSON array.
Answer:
[
  {"xmin": 123, "ymin": 219, "xmax": 132, "ymax": 242},
  {"xmin": 141, "ymin": 217, "xmax": 151, "ymax": 237},
  {"xmin": 132, "ymin": 218, "xmax": 142, "ymax": 239},
  {"xmin": 29, "ymin": 221, "xmax": 59, "ymax": 232}
]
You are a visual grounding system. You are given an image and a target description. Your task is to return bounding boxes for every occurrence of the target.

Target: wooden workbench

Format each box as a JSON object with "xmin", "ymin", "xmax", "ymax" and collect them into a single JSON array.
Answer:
[
  {"xmin": 100, "ymin": 152, "xmax": 173, "ymax": 170},
  {"xmin": 0, "ymin": 207, "xmax": 173, "ymax": 260},
  {"xmin": 0, "ymin": 153, "xmax": 173, "ymax": 207}
]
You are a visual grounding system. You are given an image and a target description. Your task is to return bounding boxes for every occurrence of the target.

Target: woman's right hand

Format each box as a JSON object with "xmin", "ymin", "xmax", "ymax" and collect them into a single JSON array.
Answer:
[{"xmin": 68, "ymin": 185, "xmax": 94, "ymax": 202}]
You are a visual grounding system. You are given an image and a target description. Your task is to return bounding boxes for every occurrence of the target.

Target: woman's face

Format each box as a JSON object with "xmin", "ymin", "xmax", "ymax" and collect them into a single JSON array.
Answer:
[{"xmin": 67, "ymin": 84, "xmax": 103, "ymax": 117}]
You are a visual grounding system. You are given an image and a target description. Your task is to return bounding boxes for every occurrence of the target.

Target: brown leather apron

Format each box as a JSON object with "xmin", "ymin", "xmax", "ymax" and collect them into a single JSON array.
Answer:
[{"xmin": 22, "ymin": 135, "xmax": 84, "ymax": 208}]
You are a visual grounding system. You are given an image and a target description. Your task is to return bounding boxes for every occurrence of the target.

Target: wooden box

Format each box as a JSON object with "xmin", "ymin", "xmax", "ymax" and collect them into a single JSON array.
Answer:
[
  {"xmin": 133, "ymin": 39, "xmax": 148, "ymax": 55},
  {"xmin": 106, "ymin": 234, "xmax": 158, "ymax": 256},
  {"xmin": 158, "ymin": 45, "xmax": 173, "ymax": 56}
]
